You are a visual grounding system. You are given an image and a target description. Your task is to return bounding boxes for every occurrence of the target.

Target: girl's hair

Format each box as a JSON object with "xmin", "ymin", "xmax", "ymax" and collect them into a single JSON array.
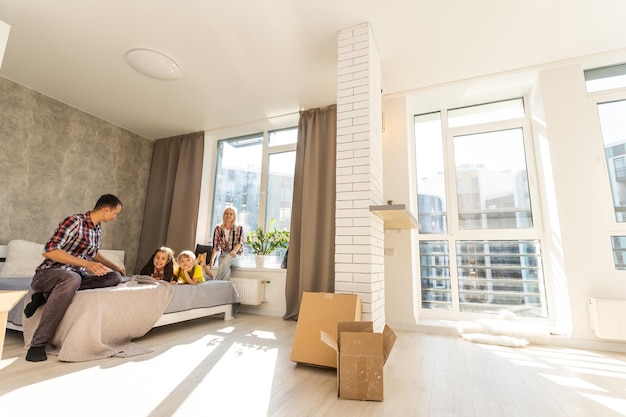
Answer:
[
  {"xmin": 220, "ymin": 206, "xmax": 239, "ymax": 228},
  {"xmin": 177, "ymin": 250, "xmax": 196, "ymax": 264},
  {"xmin": 140, "ymin": 246, "xmax": 175, "ymax": 282}
]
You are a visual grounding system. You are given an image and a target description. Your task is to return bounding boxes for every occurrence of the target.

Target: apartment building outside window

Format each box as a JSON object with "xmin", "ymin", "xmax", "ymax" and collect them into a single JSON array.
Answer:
[{"xmin": 414, "ymin": 98, "xmax": 548, "ymax": 318}]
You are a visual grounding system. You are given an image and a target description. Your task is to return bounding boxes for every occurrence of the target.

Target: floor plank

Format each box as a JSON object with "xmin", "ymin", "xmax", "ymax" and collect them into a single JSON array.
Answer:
[{"xmin": 1, "ymin": 314, "xmax": 626, "ymax": 417}]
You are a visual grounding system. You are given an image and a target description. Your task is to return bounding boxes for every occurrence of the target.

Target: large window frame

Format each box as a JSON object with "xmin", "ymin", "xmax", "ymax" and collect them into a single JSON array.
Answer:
[
  {"xmin": 211, "ymin": 127, "xmax": 297, "ymax": 267},
  {"xmin": 585, "ymin": 63, "xmax": 626, "ymax": 270},
  {"xmin": 587, "ymin": 87, "xmax": 626, "ymax": 224},
  {"xmin": 415, "ymin": 98, "xmax": 548, "ymax": 320}
]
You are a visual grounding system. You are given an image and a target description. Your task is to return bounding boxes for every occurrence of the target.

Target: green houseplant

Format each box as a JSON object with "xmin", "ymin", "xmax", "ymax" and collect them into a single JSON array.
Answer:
[{"xmin": 246, "ymin": 219, "xmax": 290, "ymax": 256}]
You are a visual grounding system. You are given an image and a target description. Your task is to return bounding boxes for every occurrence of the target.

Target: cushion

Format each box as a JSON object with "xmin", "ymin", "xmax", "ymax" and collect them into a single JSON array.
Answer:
[
  {"xmin": 0, "ymin": 240, "xmax": 125, "ymax": 278},
  {"xmin": 99, "ymin": 249, "xmax": 126, "ymax": 271},
  {"xmin": 0, "ymin": 240, "xmax": 44, "ymax": 278}
]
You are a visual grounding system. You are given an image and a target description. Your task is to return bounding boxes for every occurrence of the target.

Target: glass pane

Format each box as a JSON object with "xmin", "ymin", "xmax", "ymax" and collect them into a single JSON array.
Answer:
[
  {"xmin": 585, "ymin": 63, "xmax": 626, "ymax": 93},
  {"xmin": 453, "ymin": 128, "xmax": 532, "ymax": 230},
  {"xmin": 456, "ymin": 240, "xmax": 547, "ymax": 318},
  {"xmin": 610, "ymin": 236, "xmax": 626, "ymax": 270},
  {"xmin": 419, "ymin": 240, "xmax": 451, "ymax": 310},
  {"xmin": 448, "ymin": 99, "xmax": 525, "ymax": 128},
  {"xmin": 415, "ymin": 112, "xmax": 447, "ymax": 233},
  {"xmin": 264, "ymin": 151, "xmax": 296, "ymax": 266},
  {"xmin": 212, "ymin": 134, "xmax": 263, "ymax": 244},
  {"xmin": 269, "ymin": 127, "xmax": 297, "ymax": 147},
  {"xmin": 597, "ymin": 100, "xmax": 626, "ymax": 222}
]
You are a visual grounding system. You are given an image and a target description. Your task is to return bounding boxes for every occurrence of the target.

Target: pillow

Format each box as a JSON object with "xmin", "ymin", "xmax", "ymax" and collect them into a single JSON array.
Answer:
[
  {"xmin": 0, "ymin": 240, "xmax": 125, "ymax": 277},
  {"xmin": 0, "ymin": 240, "xmax": 45, "ymax": 278},
  {"xmin": 99, "ymin": 249, "xmax": 125, "ymax": 271}
]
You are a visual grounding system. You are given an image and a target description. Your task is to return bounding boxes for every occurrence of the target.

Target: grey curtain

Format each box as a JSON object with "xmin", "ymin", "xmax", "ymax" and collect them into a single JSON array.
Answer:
[
  {"xmin": 135, "ymin": 131, "xmax": 204, "ymax": 272},
  {"xmin": 283, "ymin": 105, "xmax": 337, "ymax": 320}
]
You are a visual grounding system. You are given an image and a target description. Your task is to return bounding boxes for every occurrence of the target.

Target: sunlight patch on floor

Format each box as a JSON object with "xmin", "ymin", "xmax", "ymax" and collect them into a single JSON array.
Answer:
[
  {"xmin": 582, "ymin": 393, "xmax": 626, "ymax": 416},
  {"xmin": 217, "ymin": 326, "xmax": 235, "ymax": 334},
  {"xmin": 0, "ymin": 355, "xmax": 17, "ymax": 370},
  {"xmin": 541, "ymin": 357, "xmax": 626, "ymax": 373},
  {"xmin": 249, "ymin": 329, "xmax": 276, "ymax": 340},
  {"xmin": 171, "ymin": 336, "xmax": 278, "ymax": 417},
  {"xmin": 0, "ymin": 334, "xmax": 225, "ymax": 417},
  {"xmin": 539, "ymin": 373, "xmax": 608, "ymax": 392},
  {"xmin": 526, "ymin": 348, "xmax": 626, "ymax": 365},
  {"xmin": 483, "ymin": 346, "xmax": 555, "ymax": 369},
  {"xmin": 563, "ymin": 366, "xmax": 626, "ymax": 380}
]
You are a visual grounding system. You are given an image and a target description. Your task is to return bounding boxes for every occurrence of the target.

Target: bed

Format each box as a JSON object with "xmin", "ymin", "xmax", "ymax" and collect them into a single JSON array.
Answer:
[
  {"xmin": 0, "ymin": 240, "xmax": 241, "ymax": 361},
  {"xmin": 3, "ymin": 277, "xmax": 241, "ymax": 330}
]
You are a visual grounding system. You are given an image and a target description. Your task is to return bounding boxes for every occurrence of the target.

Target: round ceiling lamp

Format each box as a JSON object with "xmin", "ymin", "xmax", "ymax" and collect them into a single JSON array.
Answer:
[{"xmin": 125, "ymin": 48, "xmax": 181, "ymax": 80}]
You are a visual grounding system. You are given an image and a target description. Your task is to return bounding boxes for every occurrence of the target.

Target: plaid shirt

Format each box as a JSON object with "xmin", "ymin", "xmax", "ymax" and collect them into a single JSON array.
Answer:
[
  {"xmin": 212, "ymin": 224, "xmax": 244, "ymax": 254},
  {"xmin": 37, "ymin": 211, "xmax": 101, "ymax": 276}
]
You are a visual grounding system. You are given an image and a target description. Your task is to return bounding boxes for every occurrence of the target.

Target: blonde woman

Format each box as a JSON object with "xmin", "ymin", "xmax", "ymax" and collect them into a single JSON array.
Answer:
[{"xmin": 208, "ymin": 207, "xmax": 244, "ymax": 281}]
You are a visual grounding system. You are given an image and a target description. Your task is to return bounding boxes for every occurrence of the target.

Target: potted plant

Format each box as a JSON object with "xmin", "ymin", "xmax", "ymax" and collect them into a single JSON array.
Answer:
[{"xmin": 246, "ymin": 219, "xmax": 290, "ymax": 267}]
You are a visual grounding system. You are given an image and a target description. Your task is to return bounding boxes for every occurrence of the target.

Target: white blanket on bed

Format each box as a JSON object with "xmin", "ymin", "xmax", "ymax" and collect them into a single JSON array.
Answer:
[{"xmin": 22, "ymin": 276, "xmax": 174, "ymax": 362}]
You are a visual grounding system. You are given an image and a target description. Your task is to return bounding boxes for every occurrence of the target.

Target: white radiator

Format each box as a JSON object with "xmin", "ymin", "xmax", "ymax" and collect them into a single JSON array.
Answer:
[
  {"xmin": 588, "ymin": 298, "xmax": 626, "ymax": 341},
  {"xmin": 231, "ymin": 278, "xmax": 265, "ymax": 305}
]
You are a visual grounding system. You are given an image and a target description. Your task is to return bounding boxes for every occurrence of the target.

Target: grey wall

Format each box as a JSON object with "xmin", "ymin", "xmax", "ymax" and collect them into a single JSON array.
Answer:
[{"xmin": 0, "ymin": 77, "xmax": 153, "ymax": 273}]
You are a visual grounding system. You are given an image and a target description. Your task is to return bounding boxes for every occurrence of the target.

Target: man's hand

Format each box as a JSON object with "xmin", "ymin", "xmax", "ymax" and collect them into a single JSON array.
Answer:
[{"xmin": 86, "ymin": 261, "xmax": 109, "ymax": 276}]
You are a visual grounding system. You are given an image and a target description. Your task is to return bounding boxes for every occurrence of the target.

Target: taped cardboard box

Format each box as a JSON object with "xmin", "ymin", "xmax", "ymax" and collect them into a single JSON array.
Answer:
[
  {"xmin": 321, "ymin": 321, "xmax": 397, "ymax": 401},
  {"xmin": 290, "ymin": 292, "xmax": 362, "ymax": 368}
]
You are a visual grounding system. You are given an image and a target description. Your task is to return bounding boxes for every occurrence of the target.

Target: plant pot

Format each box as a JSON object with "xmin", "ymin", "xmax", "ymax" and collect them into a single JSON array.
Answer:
[{"xmin": 255, "ymin": 255, "xmax": 268, "ymax": 268}]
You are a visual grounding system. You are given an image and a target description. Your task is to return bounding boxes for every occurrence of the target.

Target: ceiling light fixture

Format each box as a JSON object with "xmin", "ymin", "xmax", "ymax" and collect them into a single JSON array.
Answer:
[{"xmin": 125, "ymin": 48, "xmax": 181, "ymax": 80}]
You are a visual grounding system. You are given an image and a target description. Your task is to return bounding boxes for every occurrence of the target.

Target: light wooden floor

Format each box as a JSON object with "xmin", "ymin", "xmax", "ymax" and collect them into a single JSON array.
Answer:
[{"xmin": 1, "ymin": 313, "xmax": 626, "ymax": 417}]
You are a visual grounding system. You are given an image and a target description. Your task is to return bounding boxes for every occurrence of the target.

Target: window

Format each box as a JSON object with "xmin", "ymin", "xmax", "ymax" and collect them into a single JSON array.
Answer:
[
  {"xmin": 454, "ymin": 128, "xmax": 532, "ymax": 230},
  {"xmin": 585, "ymin": 63, "xmax": 626, "ymax": 93},
  {"xmin": 610, "ymin": 236, "xmax": 626, "ymax": 270},
  {"xmin": 448, "ymin": 98, "xmax": 525, "ymax": 128},
  {"xmin": 587, "ymin": 63, "xmax": 626, "ymax": 222},
  {"xmin": 595, "ymin": 99, "xmax": 626, "ymax": 222},
  {"xmin": 212, "ymin": 128, "xmax": 297, "ymax": 267},
  {"xmin": 415, "ymin": 98, "xmax": 548, "ymax": 318},
  {"xmin": 586, "ymin": 63, "xmax": 626, "ymax": 272}
]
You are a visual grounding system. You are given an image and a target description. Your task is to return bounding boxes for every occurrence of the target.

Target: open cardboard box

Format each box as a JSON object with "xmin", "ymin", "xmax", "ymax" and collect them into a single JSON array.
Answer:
[
  {"xmin": 290, "ymin": 292, "xmax": 362, "ymax": 368},
  {"xmin": 321, "ymin": 321, "xmax": 397, "ymax": 401}
]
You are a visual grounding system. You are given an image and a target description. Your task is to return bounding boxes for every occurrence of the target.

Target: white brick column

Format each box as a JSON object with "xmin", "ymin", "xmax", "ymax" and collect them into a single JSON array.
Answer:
[{"xmin": 335, "ymin": 23, "xmax": 385, "ymax": 331}]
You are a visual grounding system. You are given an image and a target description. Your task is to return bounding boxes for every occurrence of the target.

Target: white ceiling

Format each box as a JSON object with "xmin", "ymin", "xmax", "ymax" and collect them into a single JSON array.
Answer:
[{"xmin": 1, "ymin": 0, "xmax": 626, "ymax": 140}]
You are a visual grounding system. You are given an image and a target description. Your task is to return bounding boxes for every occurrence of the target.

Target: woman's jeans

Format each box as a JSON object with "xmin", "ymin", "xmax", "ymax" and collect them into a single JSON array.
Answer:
[{"xmin": 213, "ymin": 253, "xmax": 241, "ymax": 281}]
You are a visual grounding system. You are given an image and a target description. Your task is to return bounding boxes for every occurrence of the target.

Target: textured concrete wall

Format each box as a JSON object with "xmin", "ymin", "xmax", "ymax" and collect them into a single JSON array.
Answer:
[{"xmin": 0, "ymin": 76, "xmax": 153, "ymax": 273}]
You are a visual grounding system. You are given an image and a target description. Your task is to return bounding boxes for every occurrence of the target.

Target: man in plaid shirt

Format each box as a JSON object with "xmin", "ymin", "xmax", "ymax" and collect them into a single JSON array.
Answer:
[{"xmin": 24, "ymin": 194, "xmax": 126, "ymax": 362}]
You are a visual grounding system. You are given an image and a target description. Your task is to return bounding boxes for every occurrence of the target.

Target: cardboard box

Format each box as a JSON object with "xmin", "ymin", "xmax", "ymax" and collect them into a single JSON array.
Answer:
[
  {"xmin": 0, "ymin": 290, "xmax": 27, "ymax": 359},
  {"xmin": 290, "ymin": 292, "xmax": 362, "ymax": 368},
  {"xmin": 321, "ymin": 321, "xmax": 397, "ymax": 401}
]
